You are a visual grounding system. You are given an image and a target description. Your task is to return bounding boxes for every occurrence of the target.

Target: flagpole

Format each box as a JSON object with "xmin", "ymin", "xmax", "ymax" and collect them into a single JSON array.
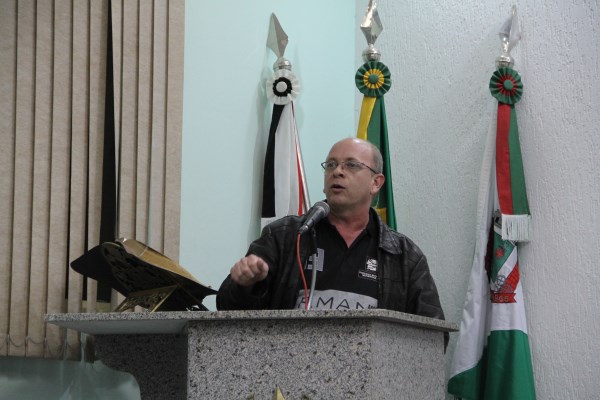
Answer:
[{"xmin": 293, "ymin": 102, "xmax": 311, "ymax": 213}]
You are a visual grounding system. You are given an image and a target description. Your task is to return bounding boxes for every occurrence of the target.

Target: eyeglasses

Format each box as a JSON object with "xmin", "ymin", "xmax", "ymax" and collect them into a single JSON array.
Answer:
[{"xmin": 320, "ymin": 160, "xmax": 379, "ymax": 174}]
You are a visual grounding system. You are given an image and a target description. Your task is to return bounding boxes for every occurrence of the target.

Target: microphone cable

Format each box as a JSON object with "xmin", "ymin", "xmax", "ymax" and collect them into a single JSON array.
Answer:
[
  {"xmin": 296, "ymin": 232, "xmax": 309, "ymax": 310},
  {"xmin": 307, "ymin": 228, "xmax": 318, "ymax": 309}
]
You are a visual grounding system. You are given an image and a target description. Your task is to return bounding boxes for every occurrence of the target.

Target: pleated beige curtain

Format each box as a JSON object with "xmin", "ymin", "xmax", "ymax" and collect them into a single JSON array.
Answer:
[{"xmin": 0, "ymin": 0, "xmax": 184, "ymax": 360}]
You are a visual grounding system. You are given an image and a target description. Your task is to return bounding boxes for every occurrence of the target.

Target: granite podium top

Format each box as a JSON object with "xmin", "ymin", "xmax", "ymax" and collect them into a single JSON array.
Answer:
[{"xmin": 45, "ymin": 309, "xmax": 457, "ymax": 336}]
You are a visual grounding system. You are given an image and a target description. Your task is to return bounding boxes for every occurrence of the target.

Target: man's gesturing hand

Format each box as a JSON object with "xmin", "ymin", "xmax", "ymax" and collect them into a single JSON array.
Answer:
[{"xmin": 230, "ymin": 255, "xmax": 269, "ymax": 287}]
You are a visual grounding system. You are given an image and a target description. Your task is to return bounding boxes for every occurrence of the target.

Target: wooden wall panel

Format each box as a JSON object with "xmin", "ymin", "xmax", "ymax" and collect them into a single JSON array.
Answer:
[
  {"xmin": 27, "ymin": 0, "xmax": 54, "ymax": 358},
  {"xmin": 135, "ymin": 0, "xmax": 153, "ymax": 245},
  {"xmin": 148, "ymin": 0, "xmax": 168, "ymax": 253},
  {"xmin": 117, "ymin": 0, "xmax": 139, "ymax": 242},
  {"xmin": 9, "ymin": 0, "xmax": 36, "ymax": 358},
  {"xmin": 45, "ymin": 0, "xmax": 73, "ymax": 358},
  {"xmin": 0, "ymin": 0, "xmax": 18, "ymax": 357},
  {"xmin": 86, "ymin": 0, "xmax": 109, "ymax": 315},
  {"xmin": 165, "ymin": 0, "xmax": 184, "ymax": 261}
]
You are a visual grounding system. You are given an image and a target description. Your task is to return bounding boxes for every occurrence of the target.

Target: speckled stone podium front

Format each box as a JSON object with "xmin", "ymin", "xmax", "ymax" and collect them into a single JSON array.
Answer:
[{"xmin": 46, "ymin": 310, "xmax": 456, "ymax": 400}]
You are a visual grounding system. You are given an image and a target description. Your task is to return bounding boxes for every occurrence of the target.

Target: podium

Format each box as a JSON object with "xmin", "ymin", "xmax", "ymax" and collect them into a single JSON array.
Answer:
[{"xmin": 46, "ymin": 310, "xmax": 457, "ymax": 399}]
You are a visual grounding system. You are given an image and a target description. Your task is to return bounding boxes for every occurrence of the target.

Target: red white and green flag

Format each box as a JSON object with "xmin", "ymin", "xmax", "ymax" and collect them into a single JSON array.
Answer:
[
  {"xmin": 448, "ymin": 10, "xmax": 536, "ymax": 399},
  {"xmin": 261, "ymin": 14, "xmax": 309, "ymax": 229}
]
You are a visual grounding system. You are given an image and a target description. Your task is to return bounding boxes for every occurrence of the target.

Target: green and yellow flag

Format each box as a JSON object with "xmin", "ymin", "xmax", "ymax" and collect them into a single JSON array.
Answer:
[{"xmin": 356, "ymin": 61, "xmax": 396, "ymax": 229}]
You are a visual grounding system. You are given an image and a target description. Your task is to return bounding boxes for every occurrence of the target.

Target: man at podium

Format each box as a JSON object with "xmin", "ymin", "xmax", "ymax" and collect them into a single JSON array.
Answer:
[{"xmin": 217, "ymin": 138, "xmax": 445, "ymax": 321}]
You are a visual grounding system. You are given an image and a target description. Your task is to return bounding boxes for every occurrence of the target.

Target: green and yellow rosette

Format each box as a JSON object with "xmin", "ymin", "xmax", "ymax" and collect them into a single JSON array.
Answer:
[
  {"xmin": 489, "ymin": 67, "xmax": 523, "ymax": 105},
  {"xmin": 355, "ymin": 61, "xmax": 391, "ymax": 98}
]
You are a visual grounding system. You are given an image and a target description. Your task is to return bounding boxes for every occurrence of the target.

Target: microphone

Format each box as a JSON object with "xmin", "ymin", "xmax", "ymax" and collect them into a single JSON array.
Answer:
[{"xmin": 298, "ymin": 201, "xmax": 330, "ymax": 235}]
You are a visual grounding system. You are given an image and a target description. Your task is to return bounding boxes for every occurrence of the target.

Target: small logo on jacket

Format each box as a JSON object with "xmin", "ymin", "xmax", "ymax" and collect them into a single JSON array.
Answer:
[{"xmin": 358, "ymin": 258, "xmax": 378, "ymax": 281}]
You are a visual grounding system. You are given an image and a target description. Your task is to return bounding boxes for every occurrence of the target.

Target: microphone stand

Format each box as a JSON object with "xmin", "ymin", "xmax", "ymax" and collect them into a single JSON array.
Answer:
[{"xmin": 306, "ymin": 227, "xmax": 318, "ymax": 310}]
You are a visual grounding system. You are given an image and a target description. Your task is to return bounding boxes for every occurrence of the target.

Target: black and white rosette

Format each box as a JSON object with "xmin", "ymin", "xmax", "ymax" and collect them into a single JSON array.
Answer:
[{"xmin": 266, "ymin": 69, "xmax": 300, "ymax": 105}]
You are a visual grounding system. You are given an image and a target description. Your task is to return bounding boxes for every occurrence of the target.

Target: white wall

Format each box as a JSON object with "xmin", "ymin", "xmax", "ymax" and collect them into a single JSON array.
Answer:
[
  {"xmin": 180, "ymin": 1, "xmax": 356, "ymax": 310},
  {"xmin": 356, "ymin": 0, "xmax": 600, "ymax": 398}
]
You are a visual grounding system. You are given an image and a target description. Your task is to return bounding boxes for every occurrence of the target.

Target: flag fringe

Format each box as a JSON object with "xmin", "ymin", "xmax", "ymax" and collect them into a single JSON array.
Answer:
[{"xmin": 501, "ymin": 214, "xmax": 531, "ymax": 241}]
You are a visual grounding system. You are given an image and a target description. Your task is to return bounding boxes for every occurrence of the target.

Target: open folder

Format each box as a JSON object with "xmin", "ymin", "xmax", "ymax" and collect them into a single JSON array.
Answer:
[{"xmin": 71, "ymin": 238, "xmax": 216, "ymax": 312}]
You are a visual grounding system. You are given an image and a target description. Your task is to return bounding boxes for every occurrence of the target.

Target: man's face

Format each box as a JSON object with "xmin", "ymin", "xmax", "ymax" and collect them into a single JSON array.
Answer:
[{"xmin": 322, "ymin": 139, "xmax": 384, "ymax": 213}]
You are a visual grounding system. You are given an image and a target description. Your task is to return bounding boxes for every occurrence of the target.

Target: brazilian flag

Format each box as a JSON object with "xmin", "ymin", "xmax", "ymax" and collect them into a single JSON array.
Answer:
[{"xmin": 356, "ymin": 61, "xmax": 396, "ymax": 229}]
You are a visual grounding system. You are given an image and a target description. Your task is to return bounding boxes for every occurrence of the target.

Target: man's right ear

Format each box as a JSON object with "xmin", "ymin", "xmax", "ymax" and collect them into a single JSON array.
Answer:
[{"xmin": 371, "ymin": 173, "xmax": 385, "ymax": 195}]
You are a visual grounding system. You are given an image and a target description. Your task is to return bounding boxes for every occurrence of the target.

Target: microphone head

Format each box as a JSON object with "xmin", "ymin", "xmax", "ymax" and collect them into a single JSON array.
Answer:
[
  {"xmin": 298, "ymin": 201, "xmax": 330, "ymax": 235},
  {"xmin": 313, "ymin": 201, "xmax": 330, "ymax": 216}
]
